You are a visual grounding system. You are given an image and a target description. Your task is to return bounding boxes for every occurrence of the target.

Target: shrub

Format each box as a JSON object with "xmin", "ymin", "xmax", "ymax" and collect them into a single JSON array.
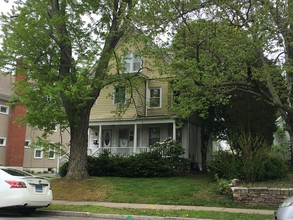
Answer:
[
  {"xmin": 59, "ymin": 161, "xmax": 69, "ymax": 177},
  {"xmin": 209, "ymin": 132, "xmax": 289, "ymax": 182},
  {"xmin": 150, "ymin": 137, "xmax": 185, "ymax": 159},
  {"xmin": 260, "ymin": 154, "xmax": 289, "ymax": 180},
  {"xmin": 123, "ymin": 152, "xmax": 170, "ymax": 177},
  {"xmin": 214, "ymin": 174, "xmax": 232, "ymax": 195},
  {"xmin": 58, "ymin": 140, "xmax": 189, "ymax": 178},
  {"xmin": 207, "ymin": 149, "xmax": 240, "ymax": 180}
]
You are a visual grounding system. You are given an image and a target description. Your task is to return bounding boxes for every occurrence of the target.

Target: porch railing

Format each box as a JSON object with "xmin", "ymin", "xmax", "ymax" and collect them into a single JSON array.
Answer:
[{"xmin": 90, "ymin": 147, "xmax": 149, "ymax": 157}]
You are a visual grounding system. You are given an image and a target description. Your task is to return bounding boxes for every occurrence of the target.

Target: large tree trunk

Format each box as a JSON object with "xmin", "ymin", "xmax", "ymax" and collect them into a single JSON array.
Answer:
[{"xmin": 64, "ymin": 108, "xmax": 91, "ymax": 180}]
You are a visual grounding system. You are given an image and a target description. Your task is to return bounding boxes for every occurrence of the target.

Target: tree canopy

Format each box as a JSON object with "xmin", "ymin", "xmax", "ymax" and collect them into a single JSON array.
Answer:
[
  {"xmin": 0, "ymin": 0, "xmax": 161, "ymax": 180},
  {"xmin": 168, "ymin": 1, "xmax": 293, "ymax": 163},
  {"xmin": 1, "ymin": 0, "xmax": 292, "ymax": 180}
]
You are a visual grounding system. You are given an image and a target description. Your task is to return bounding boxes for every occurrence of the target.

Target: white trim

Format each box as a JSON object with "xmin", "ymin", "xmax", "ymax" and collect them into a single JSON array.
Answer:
[
  {"xmin": 24, "ymin": 140, "xmax": 31, "ymax": 148},
  {"xmin": 34, "ymin": 147, "xmax": 43, "ymax": 159},
  {"xmin": 147, "ymin": 87, "xmax": 162, "ymax": 108},
  {"xmin": 0, "ymin": 105, "xmax": 9, "ymax": 115},
  {"xmin": 122, "ymin": 52, "xmax": 142, "ymax": 73},
  {"xmin": 133, "ymin": 124, "xmax": 137, "ymax": 153},
  {"xmin": 0, "ymin": 137, "xmax": 6, "ymax": 146},
  {"xmin": 89, "ymin": 118, "xmax": 175, "ymax": 126}
]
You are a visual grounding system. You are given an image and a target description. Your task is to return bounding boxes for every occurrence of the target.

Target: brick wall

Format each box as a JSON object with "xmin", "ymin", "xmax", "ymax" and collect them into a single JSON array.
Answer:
[
  {"xmin": 5, "ymin": 104, "xmax": 26, "ymax": 166},
  {"xmin": 232, "ymin": 187, "xmax": 293, "ymax": 206}
]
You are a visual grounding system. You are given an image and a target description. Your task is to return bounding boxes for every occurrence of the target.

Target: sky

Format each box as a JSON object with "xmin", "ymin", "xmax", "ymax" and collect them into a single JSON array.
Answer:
[
  {"xmin": 0, "ymin": 1, "xmax": 20, "ymax": 48},
  {"xmin": 1, "ymin": 1, "xmax": 14, "ymax": 14}
]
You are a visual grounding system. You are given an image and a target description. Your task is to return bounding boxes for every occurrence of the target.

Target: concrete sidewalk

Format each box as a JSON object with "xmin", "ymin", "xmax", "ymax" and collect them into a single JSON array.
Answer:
[{"xmin": 52, "ymin": 200, "xmax": 275, "ymax": 215}]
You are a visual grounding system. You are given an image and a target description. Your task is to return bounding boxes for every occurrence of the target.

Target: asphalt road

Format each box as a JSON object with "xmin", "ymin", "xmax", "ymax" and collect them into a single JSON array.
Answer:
[
  {"xmin": 0, "ymin": 210, "xmax": 121, "ymax": 220},
  {"xmin": 0, "ymin": 209, "xmax": 210, "ymax": 220}
]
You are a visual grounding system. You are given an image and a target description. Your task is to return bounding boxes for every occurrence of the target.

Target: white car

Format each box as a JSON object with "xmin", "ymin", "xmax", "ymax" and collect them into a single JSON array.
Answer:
[{"xmin": 0, "ymin": 167, "xmax": 53, "ymax": 213}]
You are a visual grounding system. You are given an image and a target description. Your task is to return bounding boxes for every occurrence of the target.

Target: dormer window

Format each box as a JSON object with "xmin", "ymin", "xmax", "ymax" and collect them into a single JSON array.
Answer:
[{"xmin": 122, "ymin": 52, "xmax": 141, "ymax": 73}]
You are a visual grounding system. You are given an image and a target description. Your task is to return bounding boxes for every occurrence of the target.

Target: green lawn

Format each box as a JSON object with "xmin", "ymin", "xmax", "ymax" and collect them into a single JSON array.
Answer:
[
  {"xmin": 44, "ymin": 204, "xmax": 274, "ymax": 220},
  {"xmin": 45, "ymin": 173, "xmax": 278, "ymax": 219}
]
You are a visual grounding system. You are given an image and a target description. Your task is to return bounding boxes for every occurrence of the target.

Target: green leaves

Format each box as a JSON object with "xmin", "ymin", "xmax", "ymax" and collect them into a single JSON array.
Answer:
[{"xmin": 170, "ymin": 20, "xmax": 259, "ymax": 118}]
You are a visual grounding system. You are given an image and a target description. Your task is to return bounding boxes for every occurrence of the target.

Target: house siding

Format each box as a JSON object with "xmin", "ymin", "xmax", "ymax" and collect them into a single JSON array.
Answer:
[
  {"xmin": 147, "ymin": 79, "xmax": 170, "ymax": 116},
  {"xmin": 90, "ymin": 84, "xmax": 139, "ymax": 119},
  {"xmin": 88, "ymin": 39, "xmax": 202, "ymax": 166}
]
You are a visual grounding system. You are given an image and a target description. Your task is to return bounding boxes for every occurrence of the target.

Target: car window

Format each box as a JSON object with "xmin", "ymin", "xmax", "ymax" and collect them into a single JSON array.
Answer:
[{"xmin": 1, "ymin": 168, "xmax": 32, "ymax": 176}]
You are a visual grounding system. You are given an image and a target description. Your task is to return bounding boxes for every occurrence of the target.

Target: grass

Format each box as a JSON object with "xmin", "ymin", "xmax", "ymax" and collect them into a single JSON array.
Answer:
[
  {"xmin": 43, "ymin": 173, "xmax": 283, "ymax": 219},
  {"xmin": 51, "ymin": 173, "xmax": 236, "ymax": 207},
  {"xmin": 44, "ymin": 204, "xmax": 274, "ymax": 220}
]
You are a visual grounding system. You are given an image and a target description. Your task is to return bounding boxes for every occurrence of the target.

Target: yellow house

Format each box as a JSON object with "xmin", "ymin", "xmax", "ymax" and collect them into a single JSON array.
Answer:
[{"xmin": 88, "ymin": 39, "xmax": 203, "ymax": 168}]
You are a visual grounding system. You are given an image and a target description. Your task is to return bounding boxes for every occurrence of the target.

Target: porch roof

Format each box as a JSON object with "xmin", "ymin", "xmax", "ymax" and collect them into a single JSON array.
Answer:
[{"xmin": 89, "ymin": 116, "xmax": 175, "ymax": 126}]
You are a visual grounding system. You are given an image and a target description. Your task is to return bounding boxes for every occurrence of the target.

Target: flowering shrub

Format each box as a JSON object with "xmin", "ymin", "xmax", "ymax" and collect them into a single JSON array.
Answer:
[{"xmin": 150, "ymin": 137, "xmax": 185, "ymax": 158}]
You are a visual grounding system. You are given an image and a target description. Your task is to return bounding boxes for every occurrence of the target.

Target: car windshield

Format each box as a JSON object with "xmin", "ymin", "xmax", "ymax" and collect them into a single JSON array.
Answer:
[{"xmin": 1, "ymin": 168, "xmax": 32, "ymax": 177}]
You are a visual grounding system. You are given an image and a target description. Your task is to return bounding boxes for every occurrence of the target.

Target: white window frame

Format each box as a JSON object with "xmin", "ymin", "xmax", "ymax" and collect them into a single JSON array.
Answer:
[
  {"xmin": 122, "ymin": 52, "xmax": 142, "ymax": 73},
  {"xmin": 0, "ymin": 105, "xmax": 9, "ymax": 115},
  {"xmin": 24, "ymin": 140, "xmax": 31, "ymax": 148},
  {"xmin": 0, "ymin": 137, "xmax": 6, "ymax": 147},
  {"xmin": 113, "ymin": 86, "xmax": 126, "ymax": 104},
  {"xmin": 147, "ymin": 87, "xmax": 162, "ymax": 108},
  {"xmin": 34, "ymin": 147, "xmax": 43, "ymax": 159}
]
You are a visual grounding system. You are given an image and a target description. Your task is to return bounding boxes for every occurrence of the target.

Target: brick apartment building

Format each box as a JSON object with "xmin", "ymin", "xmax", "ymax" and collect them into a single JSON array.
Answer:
[{"xmin": 0, "ymin": 72, "xmax": 70, "ymax": 173}]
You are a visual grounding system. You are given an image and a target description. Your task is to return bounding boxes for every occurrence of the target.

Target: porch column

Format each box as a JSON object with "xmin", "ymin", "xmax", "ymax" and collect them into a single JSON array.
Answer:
[
  {"xmin": 133, "ymin": 124, "xmax": 137, "ymax": 154},
  {"xmin": 99, "ymin": 125, "xmax": 102, "ymax": 147},
  {"xmin": 173, "ymin": 122, "xmax": 176, "ymax": 141}
]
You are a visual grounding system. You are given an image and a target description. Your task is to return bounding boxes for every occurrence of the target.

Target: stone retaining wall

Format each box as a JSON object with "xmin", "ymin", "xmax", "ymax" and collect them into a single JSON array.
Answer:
[{"xmin": 231, "ymin": 187, "xmax": 293, "ymax": 206}]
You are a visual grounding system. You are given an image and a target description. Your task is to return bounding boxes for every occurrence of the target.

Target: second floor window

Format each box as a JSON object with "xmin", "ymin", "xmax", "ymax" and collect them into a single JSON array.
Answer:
[
  {"xmin": 122, "ymin": 52, "xmax": 141, "ymax": 73},
  {"xmin": 114, "ymin": 86, "xmax": 126, "ymax": 104},
  {"xmin": 149, "ymin": 88, "xmax": 161, "ymax": 108}
]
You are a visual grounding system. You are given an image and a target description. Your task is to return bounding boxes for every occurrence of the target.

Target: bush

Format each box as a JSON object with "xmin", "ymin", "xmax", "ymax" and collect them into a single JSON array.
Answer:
[
  {"xmin": 208, "ymin": 133, "xmax": 289, "ymax": 182},
  {"xmin": 59, "ymin": 148, "xmax": 190, "ymax": 178},
  {"xmin": 214, "ymin": 174, "xmax": 232, "ymax": 195},
  {"xmin": 260, "ymin": 154, "xmax": 289, "ymax": 180},
  {"xmin": 59, "ymin": 161, "xmax": 69, "ymax": 177},
  {"xmin": 207, "ymin": 149, "xmax": 240, "ymax": 180}
]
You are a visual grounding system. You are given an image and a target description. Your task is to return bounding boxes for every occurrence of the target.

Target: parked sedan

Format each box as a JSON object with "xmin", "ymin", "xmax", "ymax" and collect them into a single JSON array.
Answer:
[
  {"xmin": 275, "ymin": 196, "xmax": 293, "ymax": 220},
  {"xmin": 0, "ymin": 167, "xmax": 52, "ymax": 213}
]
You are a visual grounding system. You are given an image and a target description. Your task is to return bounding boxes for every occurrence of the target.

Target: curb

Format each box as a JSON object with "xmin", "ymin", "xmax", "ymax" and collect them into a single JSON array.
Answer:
[{"xmin": 38, "ymin": 210, "xmax": 214, "ymax": 220}]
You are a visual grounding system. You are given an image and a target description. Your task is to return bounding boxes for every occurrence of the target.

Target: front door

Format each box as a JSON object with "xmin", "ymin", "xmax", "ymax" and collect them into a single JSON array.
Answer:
[{"xmin": 102, "ymin": 130, "xmax": 112, "ymax": 147}]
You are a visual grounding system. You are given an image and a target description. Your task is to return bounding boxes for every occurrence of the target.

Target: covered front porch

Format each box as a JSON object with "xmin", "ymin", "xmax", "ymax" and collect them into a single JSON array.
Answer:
[{"xmin": 87, "ymin": 118, "xmax": 178, "ymax": 157}]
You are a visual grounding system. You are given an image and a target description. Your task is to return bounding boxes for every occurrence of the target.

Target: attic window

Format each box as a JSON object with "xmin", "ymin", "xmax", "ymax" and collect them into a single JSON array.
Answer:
[{"xmin": 122, "ymin": 52, "xmax": 141, "ymax": 73}]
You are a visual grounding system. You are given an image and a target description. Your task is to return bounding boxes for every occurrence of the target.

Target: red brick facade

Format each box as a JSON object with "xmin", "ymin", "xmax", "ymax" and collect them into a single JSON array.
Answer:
[{"xmin": 5, "ymin": 104, "xmax": 26, "ymax": 166}]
